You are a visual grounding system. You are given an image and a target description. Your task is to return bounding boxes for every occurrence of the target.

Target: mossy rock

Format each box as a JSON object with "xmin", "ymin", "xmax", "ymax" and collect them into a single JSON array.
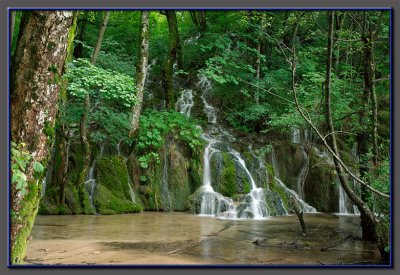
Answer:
[
  {"xmin": 135, "ymin": 135, "xmax": 203, "ymax": 212},
  {"xmin": 93, "ymin": 156, "xmax": 142, "ymax": 214},
  {"xmin": 93, "ymin": 184, "xmax": 142, "ymax": 215},
  {"xmin": 303, "ymin": 147, "xmax": 338, "ymax": 212}
]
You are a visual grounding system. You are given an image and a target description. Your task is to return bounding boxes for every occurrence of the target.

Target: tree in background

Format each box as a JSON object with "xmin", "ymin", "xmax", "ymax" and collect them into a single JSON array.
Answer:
[
  {"xmin": 162, "ymin": 10, "xmax": 182, "ymax": 109},
  {"xmin": 130, "ymin": 11, "xmax": 150, "ymax": 137},
  {"xmin": 79, "ymin": 10, "xmax": 111, "ymax": 191}
]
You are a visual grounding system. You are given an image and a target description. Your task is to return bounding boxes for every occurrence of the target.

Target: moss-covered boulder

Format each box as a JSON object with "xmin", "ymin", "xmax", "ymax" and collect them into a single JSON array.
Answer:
[
  {"xmin": 303, "ymin": 146, "xmax": 338, "ymax": 212},
  {"xmin": 210, "ymin": 151, "xmax": 252, "ymax": 197},
  {"xmin": 131, "ymin": 135, "xmax": 203, "ymax": 212},
  {"xmin": 93, "ymin": 156, "xmax": 142, "ymax": 214}
]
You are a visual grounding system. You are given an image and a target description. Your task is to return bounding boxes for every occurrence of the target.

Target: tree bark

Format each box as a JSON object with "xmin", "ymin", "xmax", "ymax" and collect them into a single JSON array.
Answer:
[
  {"xmin": 163, "ymin": 10, "xmax": 181, "ymax": 109},
  {"xmin": 73, "ymin": 10, "xmax": 89, "ymax": 58},
  {"xmin": 90, "ymin": 10, "xmax": 110, "ymax": 64},
  {"xmin": 130, "ymin": 11, "xmax": 150, "ymax": 137},
  {"xmin": 79, "ymin": 11, "xmax": 110, "ymax": 191},
  {"xmin": 324, "ymin": 11, "xmax": 377, "ymax": 243},
  {"xmin": 190, "ymin": 11, "xmax": 206, "ymax": 32},
  {"xmin": 199, "ymin": 11, "xmax": 207, "ymax": 32},
  {"xmin": 10, "ymin": 10, "xmax": 74, "ymax": 264}
]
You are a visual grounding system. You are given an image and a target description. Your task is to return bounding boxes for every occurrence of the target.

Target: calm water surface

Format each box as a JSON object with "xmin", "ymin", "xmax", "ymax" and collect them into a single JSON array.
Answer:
[{"xmin": 26, "ymin": 212, "xmax": 382, "ymax": 265}]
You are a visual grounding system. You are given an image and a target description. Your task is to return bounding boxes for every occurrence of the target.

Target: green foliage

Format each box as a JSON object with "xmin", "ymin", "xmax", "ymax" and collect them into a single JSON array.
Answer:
[
  {"xmin": 63, "ymin": 58, "xmax": 137, "ymax": 145},
  {"xmin": 136, "ymin": 110, "xmax": 203, "ymax": 169},
  {"xmin": 11, "ymin": 142, "xmax": 43, "ymax": 197},
  {"xmin": 66, "ymin": 58, "xmax": 137, "ymax": 108}
]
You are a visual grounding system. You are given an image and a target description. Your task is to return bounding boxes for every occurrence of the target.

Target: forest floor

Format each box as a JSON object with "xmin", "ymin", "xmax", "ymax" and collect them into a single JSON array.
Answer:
[{"xmin": 24, "ymin": 212, "xmax": 383, "ymax": 266}]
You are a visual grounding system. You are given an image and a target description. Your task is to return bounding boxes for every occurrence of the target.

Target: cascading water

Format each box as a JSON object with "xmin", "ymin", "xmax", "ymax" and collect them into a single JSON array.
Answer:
[
  {"xmin": 84, "ymin": 144, "xmax": 105, "ymax": 213},
  {"xmin": 296, "ymin": 146, "xmax": 309, "ymax": 199},
  {"xmin": 196, "ymin": 74, "xmax": 269, "ymax": 220},
  {"xmin": 313, "ymin": 146, "xmax": 359, "ymax": 215},
  {"xmin": 85, "ymin": 159, "xmax": 97, "ymax": 212},
  {"xmin": 117, "ymin": 140, "xmax": 122, "ymax": 156},
  {"xmin": 338, "ymin": 183, "xmax": 348, "ymax": 214},
  {"xmin": 274, "ymin": 177, "xmax": 317, "ymax": 213},
  {"xmin": 175, "ymin": 89, "xmax": 194, "ymax": 118},
  {"xmin": 291, "ymin": 127, "xmax": 301, "ymax": 144},
  {"xmin": 41, "ymin": 178, "xmax": 47, "ymax": 198},
  {"xmin": 127, "ymin": 175, "xmax": 136, "ymax": 203},
  {"xmin": 229, "ymin": 149, "xmax": 268, "ymax": 219},
  {"xmin": 160, "ymin": 141, "xmax": 172, "ymax": 211},
  {"xmin": 116, "ymin": 141, "xmax": 136, "ymax": 204}
]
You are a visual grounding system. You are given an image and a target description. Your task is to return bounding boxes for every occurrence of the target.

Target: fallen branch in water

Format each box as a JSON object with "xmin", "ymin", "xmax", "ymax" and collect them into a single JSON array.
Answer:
[{"xmin": 320, "ymin": 234, "xmax": 353, "ymax": 251}]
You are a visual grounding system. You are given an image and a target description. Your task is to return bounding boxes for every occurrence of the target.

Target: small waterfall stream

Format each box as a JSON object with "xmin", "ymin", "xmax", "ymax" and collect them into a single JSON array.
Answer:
[
  {"xmin": 85, "ymin": 159, "xmax": 97, "ymax": 212},
  {"xmin": 160, "ymin": 140, "xmax": 172, "ymax": 211},
  {"xmin": 84, "ymin": 144, "xmax": 105, "ymax": 213},
  {"xmin": 274, "ymin": 177, "xmax": 317, "ymax": 213},
  {"xmin": 296, "ymin": 146, "xmax": 309, "ymax": 199},
  {"xmin": 116, "ymin": 141, "xmax": 136, "ymax": 204},
  {"xmin": 176, "ymin": 89, "xmax": 194, "ymax": 118}
]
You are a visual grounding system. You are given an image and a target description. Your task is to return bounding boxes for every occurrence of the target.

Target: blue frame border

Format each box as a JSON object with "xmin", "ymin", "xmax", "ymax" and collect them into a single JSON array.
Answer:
[{"xmin": 7, "ymin": 7, "xmax": 394, "ymax": 269}]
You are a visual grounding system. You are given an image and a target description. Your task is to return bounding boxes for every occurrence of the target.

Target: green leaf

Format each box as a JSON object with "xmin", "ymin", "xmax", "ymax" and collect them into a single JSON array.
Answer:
[{"xmin": 33, "ymin": 162, "xmax": 44, "ymax": 173}]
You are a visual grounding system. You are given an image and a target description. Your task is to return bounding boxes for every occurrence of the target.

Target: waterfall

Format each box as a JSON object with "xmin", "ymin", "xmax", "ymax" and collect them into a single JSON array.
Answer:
[
  {"xmin": 229, "ymin": 149, "xmax": 268, "ymax": 219},
  {"xmin": 41, "ymin": 178, "xmax": 46, "ymax": 198},
  {"xmin": 291, "ymin": 127, "xmax": 301, "ymax": 144},
  {"xmin": 85, "ymin": 159, "xmax": 97, "ymax": 212},
  {"xmin": 271, "ymin": 147, "xmax": 280, "ymax": 178},
  {"xmin": 198, "ymin": 75, "xmax": 217, "ymax": 124},
  {"xmin": 127, "ymin": 175, "xmax": 136, "ymax": 203},
  {"xmin": 161, "ymin": 144, "xmax": 172, "ymax": 211},
  {"xmin": 296, "ymin": 146, "xmax": 309, "ymax": 199},
  {"xmin": 175, "ymin": 89, "xmax": 194, "ymax": 118},
  {"xmin": 274, "ymin": 177, "xmax": 317, "ymax": 213},
  {"xmin": 196, "ymin": 74, "xmax": 268, "ymax": 220},
  {"xmin": 338, "ymin": 183, "xmax": 348, "ymax": 214},
  {"xmin": 117, "ymin": 140, "xmax": 121, "ymax": 156},
  {"xmin": 84, "ymin": 144, "xmax": 105, "ymax": 213}
]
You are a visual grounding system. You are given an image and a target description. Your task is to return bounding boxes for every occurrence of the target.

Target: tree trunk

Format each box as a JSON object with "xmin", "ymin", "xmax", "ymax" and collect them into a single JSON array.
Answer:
[
  {"xmin": 90, "ymin": 10, "xmax": 110, "ymax": 64},
  {"xmin": 163, "ymin": 10, "xmax": 181, "ymax": 109},
  {"xmin": 73, "ymin": 10, "xmax": 89, "ymax": 58},
  {"xmin": 357, "ymin": 19, "xmax": 378, "ymax": 242},
  {"xmin": 10, "ymin": 10, "xmax": 74, "ymax": 264},
  {"xmin": 199, "ymin": 11, "xmax": 207, "ymax": 32},
  {"xmin": 333, "ymin": 12, "xmax": 346, "ymax": 75},
  {"xmin": 79, "ymin": 11, "xmax": 110, "ymax": 192},
  {"xmin": 130, "ymin": 11, "xmax": 150, "ymax": 137},
  {"xmin": 190, "ymin": 11, "xmax": 206, "ymax": 32},
  {"xmin": 255, "ymin": 43, "xmax": 261, "ymax": 105},
  {"xmin": 10, "ymin": 11, "xmax": 16, "ymax": 47},
  {"xmin": 324, "ymin": 11, "xmax": 377, "ymax": 243}
]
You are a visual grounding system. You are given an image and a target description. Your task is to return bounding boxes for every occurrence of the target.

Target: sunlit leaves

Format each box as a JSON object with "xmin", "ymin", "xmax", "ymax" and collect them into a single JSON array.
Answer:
[{"xmin": 65, "ymin": 58, "xmax": 137, "ymax": 108}]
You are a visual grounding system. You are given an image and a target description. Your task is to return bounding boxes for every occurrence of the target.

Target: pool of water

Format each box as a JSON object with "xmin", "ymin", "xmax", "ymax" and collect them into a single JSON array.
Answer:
[{"xmin": 25, "ymin": 212, "xmax": 381, "ymax": 265}]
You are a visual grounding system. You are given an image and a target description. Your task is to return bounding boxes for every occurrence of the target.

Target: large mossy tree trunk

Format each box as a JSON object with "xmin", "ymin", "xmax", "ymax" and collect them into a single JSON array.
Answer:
[
  {"xmin": 130, "ymin": 11, "xmax": 150, "ymax": 137},
  {"xmin": 162, "ymin": 10, "xmax": 182, "ymax": 109},
  {"xmin": 10, "ymin": 10, "xmax": 74, "ymax": 264}
]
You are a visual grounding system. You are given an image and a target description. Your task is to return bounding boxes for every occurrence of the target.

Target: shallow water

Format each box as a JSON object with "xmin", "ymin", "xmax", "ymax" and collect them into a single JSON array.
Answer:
[{"xmin": 25, "ymin": 212, "xmax": 382, "ymax": 265}]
